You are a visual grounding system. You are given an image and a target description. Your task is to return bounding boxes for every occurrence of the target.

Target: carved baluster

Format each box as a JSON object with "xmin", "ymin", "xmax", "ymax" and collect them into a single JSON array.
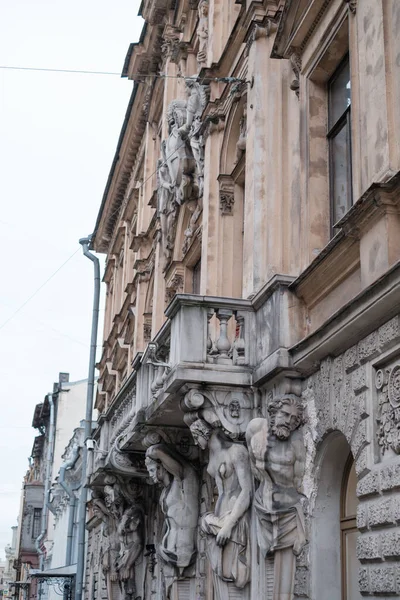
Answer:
[
  {"xmin": 150, "ymin": 365, "xmax": 158, "ymax": 395},
  {"xmin": 207, "ymin": 308, "xmax": 218, "ymax": 360},
  {"xmin": 154, "ymin": 365, "xmax": 165, "ymax": 391},
  {"xmin": 215, "ymin": 309, "xmax": 233, "ymax": 364},
  {"xmin": 233, "ymin": 313, "xmax": 246, "ymax": 365}
]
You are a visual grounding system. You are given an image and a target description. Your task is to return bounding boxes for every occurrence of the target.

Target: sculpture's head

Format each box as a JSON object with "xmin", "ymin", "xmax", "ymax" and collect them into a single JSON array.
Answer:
[
  {"xmin": 189, "ymin": 418, "xmax": 212, "ymax": 450},
  {"xmin": 145, "ymin": 455, "xmax": 166, "ymax": 484},
  {"xmin": 198, "ymin": 0, "xmax": 209, "ymax": 17},
  {"xmin": 103, "ymin": 474, "xmax": 118, "ymax": 508},
  {"xmin": 268, "ymin": 394, "xmax": 304, "ymax": 440}
]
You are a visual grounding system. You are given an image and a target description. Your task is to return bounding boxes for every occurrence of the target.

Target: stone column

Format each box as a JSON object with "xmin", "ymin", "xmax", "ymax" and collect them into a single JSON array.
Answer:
[{"xmin": 244, "ymin": 28, "xmax": 301, "ymax": 297}]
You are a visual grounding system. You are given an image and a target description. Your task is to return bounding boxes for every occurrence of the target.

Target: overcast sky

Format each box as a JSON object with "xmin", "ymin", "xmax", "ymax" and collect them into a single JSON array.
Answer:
[{"xmin": 0, "ymin": 0, "xmax": 143, "ymax": 560}]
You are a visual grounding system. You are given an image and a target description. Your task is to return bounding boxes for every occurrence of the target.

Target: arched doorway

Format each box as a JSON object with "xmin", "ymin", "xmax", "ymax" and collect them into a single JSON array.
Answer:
[
  {"xmin": 312, "ymin": 432, "xmax": 362, "ymax": 600},
  {"xmin": 341, "ymin": 456, "xmax": 360, "ymax": 600}
]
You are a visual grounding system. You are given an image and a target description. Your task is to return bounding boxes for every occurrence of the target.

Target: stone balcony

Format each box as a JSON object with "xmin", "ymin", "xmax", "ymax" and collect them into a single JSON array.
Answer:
[{"xmin": 89, "ymin": 275, "xmax": 304, "ymax": 481}]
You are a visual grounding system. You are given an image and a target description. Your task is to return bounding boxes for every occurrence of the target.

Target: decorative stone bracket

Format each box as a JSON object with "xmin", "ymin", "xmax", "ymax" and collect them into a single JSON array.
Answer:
[
  {"xmin": 218, "ymin": 174, "xmax": 235, "ymax": 215},
  {"xmin": 183, "ymin": 387, "xmax": 253, "ymax": 438}
]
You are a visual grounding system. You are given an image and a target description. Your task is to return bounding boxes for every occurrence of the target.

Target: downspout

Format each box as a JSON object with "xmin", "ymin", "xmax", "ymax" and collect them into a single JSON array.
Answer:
[
  {"xmin": 59, "ymin": 442, "xmax": 80, "ymax": 566},
  {"xmin": 35, "ymin": 393, "xmax": 55, "ymax": 571},
  {"xmin": 75, "ymin": 236, "xmax": 100, "ymax": 600}
]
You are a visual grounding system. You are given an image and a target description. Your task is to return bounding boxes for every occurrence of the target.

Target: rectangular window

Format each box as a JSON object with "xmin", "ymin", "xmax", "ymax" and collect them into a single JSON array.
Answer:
[
  {"xmin": 192, "ymin": 259, "xmax": 201, "ymax": 294},
  {"xmin": 32, "ymin": 508, "xmax": 42, "ymax": 540},
  {"xmin": 328, "ymin": 56, "xmax": 352, "ymax": 232}
]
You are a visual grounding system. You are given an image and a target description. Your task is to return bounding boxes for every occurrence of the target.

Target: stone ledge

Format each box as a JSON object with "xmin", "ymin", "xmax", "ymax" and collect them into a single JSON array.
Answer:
[{"xmin": 290, "ymin": 262, "xmax": 400, "ymax": 374}]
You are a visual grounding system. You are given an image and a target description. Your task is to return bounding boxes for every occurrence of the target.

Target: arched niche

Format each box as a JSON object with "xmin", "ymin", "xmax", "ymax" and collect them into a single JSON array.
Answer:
[
  {"xmin": 311, "ymin": 431, "xmax": 361, "ymax": 600},
  {"xmin": 220, "ymin": 96, "xmax": 247, "ymax": 175}
]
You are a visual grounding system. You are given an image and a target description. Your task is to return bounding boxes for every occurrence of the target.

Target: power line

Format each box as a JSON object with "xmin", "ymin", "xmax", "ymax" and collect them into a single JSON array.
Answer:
[
  {"xmin": 0, "ymin": 65, "xmax": 249, "ymax": 84},
  {"xmin": 0, "ymin": 248, "xmax": 80, "ymax": 331},
  {"xmin": 0, "ymin": 65, "xmax": 120, "ymax": 76}
]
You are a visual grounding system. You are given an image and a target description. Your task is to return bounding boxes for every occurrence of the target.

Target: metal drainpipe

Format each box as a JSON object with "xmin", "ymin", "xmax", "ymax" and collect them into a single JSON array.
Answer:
[
  {"xmin": 59, "ymin": 442, "xmax": 80, "ymax": 566},
  {"xmin": 75, "ymin": 236, "xmax": 100, "ymax": 600},
  {"xmin": 35, "ymin": 393, "xmax": 55, "ymax": 571}
]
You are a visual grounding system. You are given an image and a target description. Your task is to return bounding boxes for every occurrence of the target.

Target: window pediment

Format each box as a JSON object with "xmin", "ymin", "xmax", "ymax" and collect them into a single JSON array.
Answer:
[{"xmin": 272, "ymin": 0, "xmax": 331, "ymax": 58}]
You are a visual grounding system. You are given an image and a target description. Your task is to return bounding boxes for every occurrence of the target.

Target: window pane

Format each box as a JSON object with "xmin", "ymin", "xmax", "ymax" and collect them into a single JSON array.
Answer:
[
  {"xmin": 345, "ymin": 461, "xmax": 358, "ymax": 517},
  {"xmin": 192, "ymin": 260, "xmax": 201, "ymax": 294},
  {"xmin": 329, "ymin": 59, "xmax": 351, "ymax": 128},
  {"xmin": 331, "ymin": 121, "xmax": 351, "ymax": 224},
  {"xmin": 345, "ymin": 530, "xmax": 362, "ymax": 600}
]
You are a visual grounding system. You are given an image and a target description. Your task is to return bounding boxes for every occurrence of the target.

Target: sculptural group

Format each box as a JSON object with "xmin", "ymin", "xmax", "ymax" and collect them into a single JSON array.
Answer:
[
  {"xmin": 157, "ymin": 77, "xmax": 209, "ymax": 267},
  {"xmin": 95, "ymin": 388, "xmax": 306, "ymax": 600}
]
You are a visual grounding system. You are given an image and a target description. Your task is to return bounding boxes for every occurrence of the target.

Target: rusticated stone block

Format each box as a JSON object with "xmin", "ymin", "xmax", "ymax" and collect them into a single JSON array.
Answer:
[
  {"xmin": 393, "ymin": 496, "xmax": 400, "ymax": 523},
  {"xmin": 369, "ymin": 565, "xmax": 396, "ymax": 594},
  {"xmin": 357, "ymin": 503, "xmax": 368, "ymax": 530},
  {"xmin": 352, "ymin": 365, "xmax": 368, "ymax": 394},
  {"xmin": 357, "ymin": 391, "xmax": 369, "ymax": 419},
  {"xmin": 368, "ymin": 497, "xmax": 394, "ymax": 528},
  {"xmin": 358, "ymin": 567, "xmax": 369, "ymax": 593},
  {"xmin": 357, "ymin": 471, "xmax": 380, "ymax": 498},
  {"xmin": 345, "ymin": 344, "xmax": 359, "ymax": 373},
  {"xmin": 379, "ymin": 316, "xmax": 400, "ymax": 351},
  {"xmin": 380, "ymin": 529, "xmax": 400, "ymax": 559},
  {"xmin": 294, "ymin": 566, "xmax": 309, "ymax": 597},
  {"xmin": 380, "ymin": 464, "xmax": 400, "ymax": 492},
  {"xmin": 358, "ymin": 331, "xmax": 380, "ymax": 364},
  {"xmin": 357, "ymin": 533, "xmax": 381, "ymax": 561},
  {"xmin": 351, "ymin": 419, "xmax": 369, "ymax": 459},
  {"xmin": 355, "ymin": 445, "xmax": 369, "ymax": 478}
]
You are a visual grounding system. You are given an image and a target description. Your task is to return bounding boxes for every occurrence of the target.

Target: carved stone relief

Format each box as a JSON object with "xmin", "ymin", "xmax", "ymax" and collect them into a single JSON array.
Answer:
[
  {"xmin": 375, "ymin": 362, "xmax": 400, "ymax": 456},
  {"xmin": 234, "ymin": 105, "xmax": 247, "ymax": 166},
  {"xmin": 246, "ymin": 393, "xmax": 306, "ymax": 600},
  {"xmin": 184, "ymin": 387, "xmax": 253, "ymax": 438},
  {"xmin": 144, "ymin": 440, "xmax": 199, "ymax": 594},
  {"xmin": 165, "ymin": 272, "xmax": 184, "ymax": 304},
  {"xmin": 196, "ymin": 1, "xmax": 209, "ymax": 68},
  {"xmin": 92, "ymin": 475, "xmax": 144, "ymax": 600},
  {"xmin": 185, "ymin": 406, "xmax": 252, "ymax": 599},
  {"xmin": 344, "ymin": 0, "xmax": 357, "ymax": 14},
  {"xmin": 289, "ymin": 51, "xmax": 301, "ymax": 99},
  {"xmin": 157, "ymin": 78, "xmax": 209, "ymax": 268}
]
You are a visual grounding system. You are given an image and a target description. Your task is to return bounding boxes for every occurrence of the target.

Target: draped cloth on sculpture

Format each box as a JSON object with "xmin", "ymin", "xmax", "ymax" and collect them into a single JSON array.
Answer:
[
  {"xmin": 201, "ymin": 510, "xmax": 251, "ymax": 589},
  {"xmin": 253, "ymin": 490, "xmax": 306, "ymax": 557}
]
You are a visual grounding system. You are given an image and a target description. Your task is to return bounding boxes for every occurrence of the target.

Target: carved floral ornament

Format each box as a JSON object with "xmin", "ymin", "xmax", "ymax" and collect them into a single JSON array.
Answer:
[{"xmin": 376, "ymin": 363, "xmax": 400, "ymax": 455}]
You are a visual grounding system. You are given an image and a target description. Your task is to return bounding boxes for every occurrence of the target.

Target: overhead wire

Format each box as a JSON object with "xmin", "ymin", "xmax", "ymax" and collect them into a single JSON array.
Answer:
[
  {"xmin": 0, "ymin": 65, "xmax": 248, "ymax": 84},
  {"xmin": 0, "ymin": 248, "xmax": 80, "ymax": 331}
]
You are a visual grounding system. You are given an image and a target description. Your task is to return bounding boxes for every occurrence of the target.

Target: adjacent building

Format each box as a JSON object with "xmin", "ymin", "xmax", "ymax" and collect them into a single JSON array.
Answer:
[
  {"xmin": 3, "ymin": 526, "xmax": 18, "ymax": 599},
  {"xmin": 13, "ymin": 374, "xmax": 88, "ymax": 600}
]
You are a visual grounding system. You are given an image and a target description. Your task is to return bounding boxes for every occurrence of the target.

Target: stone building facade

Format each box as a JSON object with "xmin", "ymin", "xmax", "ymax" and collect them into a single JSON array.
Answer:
[{"xmin": 87, "ymin": 1, "xmax": 400, "ymax": 599}]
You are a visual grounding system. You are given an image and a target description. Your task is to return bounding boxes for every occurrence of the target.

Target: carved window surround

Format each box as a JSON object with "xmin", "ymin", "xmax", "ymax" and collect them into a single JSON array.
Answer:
[{"xmin": 165, "ymin": 265, "xmax": 185, "ymax": 304}]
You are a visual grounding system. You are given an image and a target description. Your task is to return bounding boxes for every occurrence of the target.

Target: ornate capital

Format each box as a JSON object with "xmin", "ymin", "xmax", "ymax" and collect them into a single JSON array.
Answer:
[
  {"xmin": 289, "ymin": 50, "xmax": 302, "ymax": 99},
  {"xmin": 344, "ymin": 0, "xmax": 357, "ymax": 14},
  {"xmin": 245, "ymin": 20, "xmax": 277, "ymax": 57},
  {"xmin": 218, "ymin": 174, "xmax": 235, "ymax": 215}
]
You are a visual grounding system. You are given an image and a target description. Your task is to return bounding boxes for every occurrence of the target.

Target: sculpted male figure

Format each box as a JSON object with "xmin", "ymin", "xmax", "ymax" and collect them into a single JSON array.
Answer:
[
  {"xmin": 246, "ymin": 395, "xmax": 306, "ymax": 600},
  {"xmin": 145, "ymin": 443, "xmax": 199, "ymax": 573}
]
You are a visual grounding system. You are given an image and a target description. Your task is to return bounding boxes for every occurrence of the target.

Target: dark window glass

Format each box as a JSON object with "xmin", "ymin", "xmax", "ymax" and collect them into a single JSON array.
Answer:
[
  {"xmin": 328, "ymin": 57, "xmax": 352, "ymax": 232},
  {"xmin": 192, "ymin": 260, "xmax": 201, "ymax": 294},
  {"xmin": 32, "ymin": 508, "xmax": 42, "ymax": 540}
]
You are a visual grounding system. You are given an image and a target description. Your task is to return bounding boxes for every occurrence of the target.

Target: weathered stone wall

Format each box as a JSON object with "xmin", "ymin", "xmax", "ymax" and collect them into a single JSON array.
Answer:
[{"xmin": 297, "ymin": 315, "xmax": 400, "ymax": 598}]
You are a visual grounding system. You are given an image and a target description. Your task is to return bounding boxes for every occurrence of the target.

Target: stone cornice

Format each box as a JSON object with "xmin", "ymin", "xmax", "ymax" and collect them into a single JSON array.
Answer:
[
  {"xmin": 92, "ymin": 21, "xmax": 164, "ymax": 254},
  {"xmin": 291, "ymin": 261, "xmax": 400, "ymax": 374},
  {"xmin": 290, "ymin": 172, "xmax": 400, "ymax": 297}
]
